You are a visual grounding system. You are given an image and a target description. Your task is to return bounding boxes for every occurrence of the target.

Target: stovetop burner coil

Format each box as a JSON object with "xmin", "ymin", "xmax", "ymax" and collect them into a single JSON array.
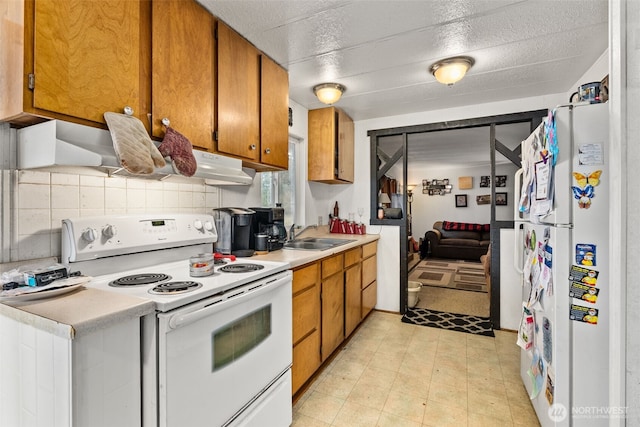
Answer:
[
  {"xmin": 148, "ymin": 281, "xmax": 203, "ymax": 295},
  {"xmin": 218, "ymin": 264, "xmax": 265, "ymax": 273},
  {"xmin": 109, "ymin": 273, "xmax": 171, "ymax": 287}
]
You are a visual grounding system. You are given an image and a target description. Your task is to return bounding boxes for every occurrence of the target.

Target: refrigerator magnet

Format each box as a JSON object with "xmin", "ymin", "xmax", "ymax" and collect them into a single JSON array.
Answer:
[
  {"xmin": 570, "ymin": 304, "xmax": 599, "ymax": 325},
  {"xmin": 576, "ymin": 243, "xmax": 596, "ymax": 266},
  {"xmin": 568, "ymin": 265, "xmax": 599, "ymax": 286},
  {"xmin": 545, "ymin": 369, "xmax": 555, "ymax": 405},
  {"xmin": 569, "ymin": 282, "xmax": 600, "ymax": 304},
  {"xmin": 571, "ymin": 170, "xmax": 602, "ymax": 209},
  {"xmin": 542, "ymin": 317, "xmax": 552, "ymax": 364}
]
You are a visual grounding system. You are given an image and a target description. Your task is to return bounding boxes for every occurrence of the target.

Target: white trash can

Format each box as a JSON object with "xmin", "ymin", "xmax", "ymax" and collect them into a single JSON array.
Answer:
[{"xmin": 408, "ymin": 281, "xmax": 422, "ymax": 308}]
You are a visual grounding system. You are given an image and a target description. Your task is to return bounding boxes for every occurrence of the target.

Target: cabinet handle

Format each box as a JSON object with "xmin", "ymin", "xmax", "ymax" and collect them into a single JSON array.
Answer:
[
  {"xmin": 161, "ymin": 118, "xmax": 170, "ymax": 127},
  {"xmin": 264, "ymin": 148, "xmax": 271, "ymax": 154},
  {"xmin": 249, "ymin": 144, "xmax": 257, "ymax": 150},
  {"xmin": 123, "ymin": 106, "xmax": 133, "ymax": 116}
]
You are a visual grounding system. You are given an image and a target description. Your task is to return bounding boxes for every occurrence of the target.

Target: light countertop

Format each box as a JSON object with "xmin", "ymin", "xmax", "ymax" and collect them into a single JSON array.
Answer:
[
  {"xmin": 253, "ymin": 226, "xmax": 379, "ymax": 268},
  {"xmin": 0, "ymin": 228, "xmax": 378, "ymax": 337},
  {"xmin": 0, "ymin": 287, "xmax": 155, "ymax": 340}
]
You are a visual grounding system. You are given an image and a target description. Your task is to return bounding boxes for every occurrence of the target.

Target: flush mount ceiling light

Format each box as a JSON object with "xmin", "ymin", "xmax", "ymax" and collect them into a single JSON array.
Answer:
[
  {"xmin": 429, "ymin": 56, "xmax": 475, "ymax": 86},
  {"xmin": 313, "ymin": 83, "xmax": 346, "ymax": 105}
]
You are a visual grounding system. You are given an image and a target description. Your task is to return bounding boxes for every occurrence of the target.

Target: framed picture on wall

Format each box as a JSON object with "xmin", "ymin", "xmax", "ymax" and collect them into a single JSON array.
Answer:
[
  {"xmin": 455, "ymin": 194, "xmax": 468, "ymax": 207},
  {"xmin": 476, "ymin": 194, "xmax": 491, "ymax": 205},
  {"xmin": 480, "ymin": 176, "xmax": 490, "ymax": 187},
  {"xmin": 495, "ymin": 192, "xmax": 508, "ymax": 205},
  {"xmin": 495, "ymin": 175, "xmax": 507, "ymax": 187}
]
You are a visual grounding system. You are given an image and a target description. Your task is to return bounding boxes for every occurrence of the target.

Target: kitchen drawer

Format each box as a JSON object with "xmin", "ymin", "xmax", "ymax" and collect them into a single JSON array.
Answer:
[
  {"xmin": 292, "ymin": 330, "xmax": 321, "ymax": 394},
  {"xmin": 362, "ymin": 254, "xmax": 377, "ymax": 288},
  {"xmin": 321, "ymin": 254, "xmax": 343, "ymax": 279},
  {"xmin": 362, "ymin": 280, "xmax": 377, "ymax": 318},
  {"xmin": 343, "ymin": 247, "xmax": 361, "ymax": 268},
  {"xmin": 362, "ymin": 241, "xmax": 377, "ymax": 259},
  {"xmin": 293, "ymin": 263, "xmax": 319, "ymax": 294},
  {"xmin": 292, "ymin": 283, "xmax": 320, "ymax": 345}
]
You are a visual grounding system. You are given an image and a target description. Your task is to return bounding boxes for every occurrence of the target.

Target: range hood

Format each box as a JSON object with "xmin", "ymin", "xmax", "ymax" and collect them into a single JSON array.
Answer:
[{"xmin": 17, "ymin": 120, "xmax": 254, "ymax": 185}]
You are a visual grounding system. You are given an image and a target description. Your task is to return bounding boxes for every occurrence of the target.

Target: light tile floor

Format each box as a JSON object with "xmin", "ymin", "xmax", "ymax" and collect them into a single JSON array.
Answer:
[{"xmin": 293, "ymin": 311, "xmax": 540, "ymax": 427}]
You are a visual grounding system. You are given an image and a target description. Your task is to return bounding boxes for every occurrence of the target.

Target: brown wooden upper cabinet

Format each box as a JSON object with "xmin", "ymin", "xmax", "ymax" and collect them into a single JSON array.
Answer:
[
  {"xmin": 215, "ymin": 21, "xmax": 260, "ymax": 163},
  {"xmin": 215, "ymin": 21, "xmax": 289, "ymax": 171},
  {"xmin": 151, "ymin": 0, "xmax": 215, "ymax": 151},
  {"xmin": 1, "ymin": 0, "xmax": 151, "ymax": 128},
  {"xmin": 259, "ymin": 55, "xmax": 289, "ymax": 170},
  {"xmin": 308, "ymin": 107, "xmax": 354, "ymax": 183}
]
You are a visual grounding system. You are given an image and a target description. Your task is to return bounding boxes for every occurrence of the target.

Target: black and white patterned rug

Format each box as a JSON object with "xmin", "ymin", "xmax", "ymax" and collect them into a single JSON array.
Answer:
[{"xmin": 401, "ymin": 307, "xmax": 495, "ymax": 337}]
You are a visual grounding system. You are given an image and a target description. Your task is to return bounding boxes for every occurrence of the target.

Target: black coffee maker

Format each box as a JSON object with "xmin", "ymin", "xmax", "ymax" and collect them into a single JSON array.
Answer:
[
  {"xmin": 250, "ymin": 207, "xmax": 287, "ymax": 252},
  {"xmin": 213, "ymin": 207, "xmax": 256, "ymax": 257}
]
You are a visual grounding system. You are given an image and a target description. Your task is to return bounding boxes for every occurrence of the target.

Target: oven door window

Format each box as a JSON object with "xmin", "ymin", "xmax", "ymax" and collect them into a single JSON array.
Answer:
[{"xmin": 212, "ymin": 305, "xmax": 271, "ymax": 371}]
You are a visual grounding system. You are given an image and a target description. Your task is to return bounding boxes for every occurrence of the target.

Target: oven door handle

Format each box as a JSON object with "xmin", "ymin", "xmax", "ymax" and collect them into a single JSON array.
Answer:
[{"xmin": 168, "ymin": 272, "xmax": 292, "ymax": 330}]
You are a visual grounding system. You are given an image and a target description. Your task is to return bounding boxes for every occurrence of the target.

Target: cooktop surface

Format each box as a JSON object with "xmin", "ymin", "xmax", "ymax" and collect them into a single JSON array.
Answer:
[{"xmin": 85, "ymin": 258, "xmax": 289, "ymax": 312}]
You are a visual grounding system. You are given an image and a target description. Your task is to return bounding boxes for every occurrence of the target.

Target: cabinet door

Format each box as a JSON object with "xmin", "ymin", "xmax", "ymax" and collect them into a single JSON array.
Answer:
[
  {"xmin": 307, "ymin": 107, "xmax": 336, "ymax": 182},
  {"xmin": 362, "ymin": 254, "xmax": 377, "ymax": 288},
  {"xmin": 151, "ymin": 0, "xmax": 214, "ymax": 151},
  {"xmin": 31, "ymin": 0, "xmax": 150, "ymax": 126},
  {"xmin": 337, "ymin": 108, "xmax": 354, "ymax": 182},
  {"xmin": 216, "ymin": 21, "xmax": 260, "ymax": 161},
  {"xmin": 344, "ymin": 263, "xmax": 362, "ymax": 338},
  {"xmin": 260, "ymin": 55, "xmax": 289, "ymax": 169},
  {"xmin": 292, "ymin": 263, "xmax": 321, "ymax": 394},
  {"xmin": 321, "ymin": 273, "xmax": 344, "ymax": 361}
]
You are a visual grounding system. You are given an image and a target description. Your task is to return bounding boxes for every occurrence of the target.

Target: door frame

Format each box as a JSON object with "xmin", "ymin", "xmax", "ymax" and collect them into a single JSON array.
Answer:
[{"xmin": 368, "ymin": 109, "xmax": 547, "ymax": 328}]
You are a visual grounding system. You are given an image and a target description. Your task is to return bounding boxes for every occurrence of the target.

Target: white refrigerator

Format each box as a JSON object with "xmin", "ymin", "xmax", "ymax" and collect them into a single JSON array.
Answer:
[{"xmin": 514, "ymin": 102, "xmax": 609, "ymax": 426}]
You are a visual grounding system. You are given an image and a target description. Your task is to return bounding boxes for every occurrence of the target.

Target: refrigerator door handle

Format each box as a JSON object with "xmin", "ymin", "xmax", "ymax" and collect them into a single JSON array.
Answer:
[
  {"xmin": 514, "ymin": 223, "xmax": 524, "ymax": 274},
  {"xmin": 514, "ymin": 169, "xmax": 523, "ymax": 220},
  {"xmin": 536, "ymin": 213, "xmax": 573, "ymax": 228}
]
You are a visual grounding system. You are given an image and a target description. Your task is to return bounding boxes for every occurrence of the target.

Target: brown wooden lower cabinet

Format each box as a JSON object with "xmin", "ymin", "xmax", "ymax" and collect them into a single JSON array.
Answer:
[
  {"xmin": 321, "ymin": 256, "xmax": 344, "ymax": 361},
  {"xmin": 292, "ymin": 263, "xmax": 320, "ymax": 394},
  {"xmin": 291, "ymin": 240, "xmax": 378, "ymax": 396}
]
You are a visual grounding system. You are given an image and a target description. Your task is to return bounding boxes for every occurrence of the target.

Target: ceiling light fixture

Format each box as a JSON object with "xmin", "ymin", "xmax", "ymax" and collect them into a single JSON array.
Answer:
[
  {"xmin": 429, "ymin": 56, "xmax": 475, "ymax": 86},
  {"xmin": 313, "ymin": 83, "xmax": 346, "ymax": 105}
]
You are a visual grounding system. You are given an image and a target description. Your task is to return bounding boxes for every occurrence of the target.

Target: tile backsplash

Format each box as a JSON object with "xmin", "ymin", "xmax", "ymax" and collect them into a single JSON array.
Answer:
[{"xmin": 13, "ymin": 170, "xmax": 220, "ymax": 261}]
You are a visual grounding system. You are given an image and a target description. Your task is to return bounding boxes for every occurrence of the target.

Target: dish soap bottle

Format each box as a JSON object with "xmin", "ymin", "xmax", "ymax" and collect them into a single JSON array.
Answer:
[{"xmin": 333, "ymin": 201, "xmax": 339, "ymax": 218}]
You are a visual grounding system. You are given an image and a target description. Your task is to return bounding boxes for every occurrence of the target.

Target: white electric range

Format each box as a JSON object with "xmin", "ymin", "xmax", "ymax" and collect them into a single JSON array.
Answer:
[{"xmin": 61, "ymin": 213, "xmax": 293, "ymax": 427}]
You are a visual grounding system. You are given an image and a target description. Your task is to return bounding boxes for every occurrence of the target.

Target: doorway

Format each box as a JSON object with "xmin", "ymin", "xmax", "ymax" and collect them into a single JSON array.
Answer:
[{"xmin": 368, "ymin": 109, "xmax": 547, "ymax": 328}]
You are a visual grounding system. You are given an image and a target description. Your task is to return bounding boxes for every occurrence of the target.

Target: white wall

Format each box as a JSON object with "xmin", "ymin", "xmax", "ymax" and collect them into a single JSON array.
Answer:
[{"xmin": 409, "ymin": 163, "xmax": 519, "ymax": 240}]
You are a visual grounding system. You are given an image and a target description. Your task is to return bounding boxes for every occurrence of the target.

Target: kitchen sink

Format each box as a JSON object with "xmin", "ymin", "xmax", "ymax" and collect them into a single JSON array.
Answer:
[{"xmin": 283, "ymin": 237, "xmax": 357, "ymax": 251}]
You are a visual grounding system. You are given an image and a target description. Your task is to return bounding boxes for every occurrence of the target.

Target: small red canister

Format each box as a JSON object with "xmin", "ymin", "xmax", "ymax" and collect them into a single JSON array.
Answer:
[{"xmin": 329, "ymin": 217, "xmax": 340, "ymax": 233}]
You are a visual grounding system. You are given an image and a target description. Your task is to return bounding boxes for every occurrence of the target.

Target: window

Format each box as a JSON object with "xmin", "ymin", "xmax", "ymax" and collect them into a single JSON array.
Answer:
[{"xmin": 260, "ymin": 140, "xmax": 296, "ymax": 227}]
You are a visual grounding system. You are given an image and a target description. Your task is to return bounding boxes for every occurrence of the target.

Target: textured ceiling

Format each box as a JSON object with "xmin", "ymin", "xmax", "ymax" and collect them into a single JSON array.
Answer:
[{"xmin": 199, "ymin": 0, "xmax": 608, "ymax": 122}]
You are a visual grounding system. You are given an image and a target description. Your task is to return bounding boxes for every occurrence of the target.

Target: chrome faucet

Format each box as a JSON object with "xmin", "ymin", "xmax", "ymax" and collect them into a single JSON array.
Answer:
[{"xmin": 288, "ymin": 224, "xmax": 317, "ymax": 241}]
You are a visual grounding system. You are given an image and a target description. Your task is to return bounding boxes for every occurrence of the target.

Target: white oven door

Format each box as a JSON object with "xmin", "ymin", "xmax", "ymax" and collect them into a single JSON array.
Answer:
[{"xmin": 157, "ymin": 270, "xmax": 292, "ymax": 427}]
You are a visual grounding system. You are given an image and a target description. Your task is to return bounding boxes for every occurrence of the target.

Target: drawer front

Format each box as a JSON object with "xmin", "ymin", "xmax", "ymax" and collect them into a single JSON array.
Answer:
[
  {"xmin": 362, "ymin": 241, "xmax": 377, "ymax": 259},
  {"xmin": 343, "ymin": 247, "xmax": 361, "ymax": 267},
  {"xmin": 362, "ymin": 280, "xmax": 377, "ymax": 318},
  {"xmin": 362, "ymin": 254, "xmax": 377, "ymax": 288},
  {"xmin": 292, "ymin": 283, "xmax": 320, "ymax": 345},
  {"xmin": 292, "ymin": 330, "xmax": 321, "ymax": 394},
  {"xmin": 293, "ymin": 262, "xmax": 319, "ymax": 294},
  {"xmin": 321, "ymin": 254, "xmax": 343, "ymax": 279}
]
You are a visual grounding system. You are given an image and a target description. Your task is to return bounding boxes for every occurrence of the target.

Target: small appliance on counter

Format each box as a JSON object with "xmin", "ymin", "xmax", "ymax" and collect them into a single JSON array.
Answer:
[
  {"xmin": 250, "ymin": 206, "xmax": 287, "ymax": 252},
  {"xmin": 212, "ymin": 207, "xmax": 256, "ymax": 257}
]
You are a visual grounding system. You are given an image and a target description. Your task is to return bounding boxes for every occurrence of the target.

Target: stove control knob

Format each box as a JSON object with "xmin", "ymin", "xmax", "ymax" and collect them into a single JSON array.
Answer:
[
  {"xmin": 81, "ymin": 228, "xmax": 98, "ymax": 243},
  {"xmin": 193, "ymin": 220, "xmax": 203, "ymax": 230},
  {"xmin": 204, "ymin": 221, "xmax": 214, "ymax": 232},
  {"xmin": 102, "ymin": 225, "xmax": 117, "ymax": 238}
]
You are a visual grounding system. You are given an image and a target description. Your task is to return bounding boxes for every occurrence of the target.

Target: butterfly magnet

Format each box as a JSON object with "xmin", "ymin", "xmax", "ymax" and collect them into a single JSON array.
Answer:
[{"xmin": 571, "ymin": 170, "xmax": 602, "ymax": 209}]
